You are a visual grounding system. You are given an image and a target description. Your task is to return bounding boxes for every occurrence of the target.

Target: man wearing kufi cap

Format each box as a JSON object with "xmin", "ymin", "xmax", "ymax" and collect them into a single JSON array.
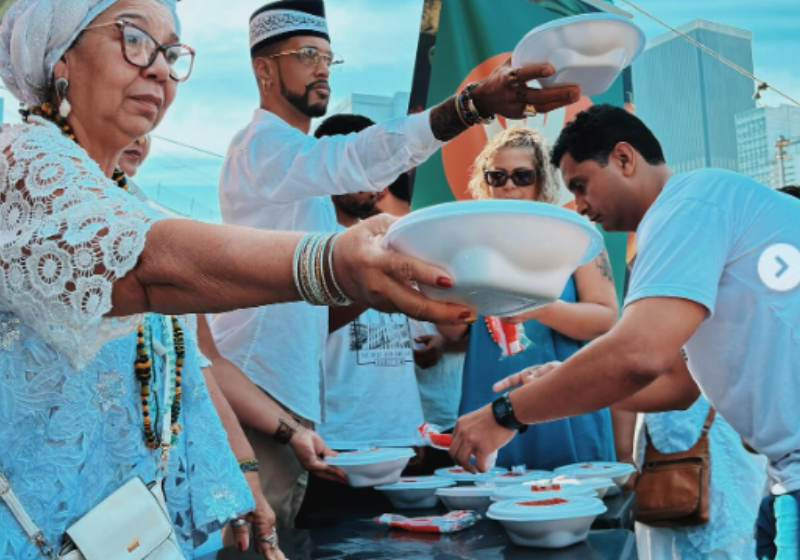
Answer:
[{"xmin": 212, "ymin": 0, "xmax": 582, "ymax": 526}]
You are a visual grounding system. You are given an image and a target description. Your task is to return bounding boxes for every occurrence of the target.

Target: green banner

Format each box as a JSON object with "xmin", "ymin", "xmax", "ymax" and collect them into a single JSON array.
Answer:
[{"xmin": 409, "ymin": 0, "xmax": 631, "ymax": 305}]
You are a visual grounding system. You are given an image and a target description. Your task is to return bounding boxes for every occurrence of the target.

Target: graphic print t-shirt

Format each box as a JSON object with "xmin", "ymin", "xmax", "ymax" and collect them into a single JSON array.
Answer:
[{"xmin": 319, "ymin": 309, "xmax": 425, "ymax": 449}]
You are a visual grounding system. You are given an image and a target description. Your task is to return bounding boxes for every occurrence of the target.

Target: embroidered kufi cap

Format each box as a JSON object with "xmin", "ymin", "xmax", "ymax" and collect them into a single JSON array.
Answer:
[{"xmin": 249, "ymin": 0, "xmax": 329, "ymax": 55}]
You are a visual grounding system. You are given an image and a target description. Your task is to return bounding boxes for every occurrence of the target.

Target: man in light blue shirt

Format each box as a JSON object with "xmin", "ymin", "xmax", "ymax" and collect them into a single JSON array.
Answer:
[{"xmin": 448, "ymin": 104, "xmax": 800, "ymax": 558}]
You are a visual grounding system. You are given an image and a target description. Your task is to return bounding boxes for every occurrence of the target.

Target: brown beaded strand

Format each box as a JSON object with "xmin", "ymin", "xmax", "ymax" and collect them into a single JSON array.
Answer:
[
  {"xmin": 136, "ymin": 324, "xmax": 158, "ymax": 448},
  {"xmin": 170, "ymin": 316, "xmax": 184, "ymax": 437}
]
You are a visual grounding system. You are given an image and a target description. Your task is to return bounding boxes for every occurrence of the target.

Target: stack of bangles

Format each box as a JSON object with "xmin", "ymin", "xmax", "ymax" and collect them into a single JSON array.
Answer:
[
  {"xmin": 293, "ymin": 232, "xmax": 353, "ymax": 307},
  {"xmin": 455, "ymin": 82, "xmax": 496, "ymax": 127}
]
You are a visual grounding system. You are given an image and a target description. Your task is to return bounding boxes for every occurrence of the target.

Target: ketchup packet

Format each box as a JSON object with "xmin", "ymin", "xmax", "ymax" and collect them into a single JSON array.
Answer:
[
  {"xmin": 375, "ymin": 510, "xmax": 480, "ymax": 534},
  {"xmin": 417, "ymin": 423, "xmax": 452, "ymax": 450}
]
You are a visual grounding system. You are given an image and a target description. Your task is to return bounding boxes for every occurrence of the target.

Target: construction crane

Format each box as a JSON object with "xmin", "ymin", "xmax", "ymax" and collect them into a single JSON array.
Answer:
[{"xmin": 775, "ymin": 136, "xmax": 800, "ymax": 189}]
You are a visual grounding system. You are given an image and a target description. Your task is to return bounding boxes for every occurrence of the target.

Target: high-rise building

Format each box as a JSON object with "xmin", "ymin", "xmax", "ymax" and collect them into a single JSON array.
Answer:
[
  {"xmin": 736, "ymin": 105, "xmax": 800, "ymax": 189},
  {"xmin": 632, "ymin": 20, "xmax": 755, "ymax": 173},
  {"xmin": 327, "ymin": 92, "xmax": 411, "ymax": 124}
]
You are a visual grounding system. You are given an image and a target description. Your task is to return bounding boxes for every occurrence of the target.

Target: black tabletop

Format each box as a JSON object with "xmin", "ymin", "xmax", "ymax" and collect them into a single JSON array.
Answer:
[{"xmin": 207, "ymin": 493, "xmax": 637, "ymax": 560}]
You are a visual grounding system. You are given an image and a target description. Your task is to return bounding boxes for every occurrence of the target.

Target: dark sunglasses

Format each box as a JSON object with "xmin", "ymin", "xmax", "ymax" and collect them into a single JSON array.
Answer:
[{"xmin": 484, "ymin": 169, "xmax": 538, "ymax": 188}]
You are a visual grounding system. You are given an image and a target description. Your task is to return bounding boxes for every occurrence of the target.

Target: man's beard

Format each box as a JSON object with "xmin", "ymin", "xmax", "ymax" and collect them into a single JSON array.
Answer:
[{"xmin": 282, "ymin": 78, "xmax": 329, "ymax": 118}]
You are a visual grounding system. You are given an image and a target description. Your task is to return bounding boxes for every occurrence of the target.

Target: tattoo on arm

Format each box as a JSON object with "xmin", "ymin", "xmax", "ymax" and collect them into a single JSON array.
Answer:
[
  {"xmin": 429, "ymin": 95, "xmax": 469, "ymax": 142},
  {"xmin": 596, "ymin": 251, "xmax": 614, "ymax": 282}
]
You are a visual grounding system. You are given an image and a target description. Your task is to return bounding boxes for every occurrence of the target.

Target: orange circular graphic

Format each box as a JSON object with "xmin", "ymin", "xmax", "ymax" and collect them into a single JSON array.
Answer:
[{"xmin": 442, "ymin": 53, "xmax": 593, "ymax": 204}]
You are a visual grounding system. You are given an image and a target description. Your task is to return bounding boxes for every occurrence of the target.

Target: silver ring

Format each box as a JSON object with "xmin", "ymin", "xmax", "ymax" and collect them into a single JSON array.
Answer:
[
  {"xmin": 259, "ymin": 527, "xmax": 277, "ymax": 544},
  {"xmin": 230, "ymin": 519, "xmax": 248, "ymax": 528},
  {"xmin": 523, "ymin": 104, "xmax": 537, "ymax": 118}
]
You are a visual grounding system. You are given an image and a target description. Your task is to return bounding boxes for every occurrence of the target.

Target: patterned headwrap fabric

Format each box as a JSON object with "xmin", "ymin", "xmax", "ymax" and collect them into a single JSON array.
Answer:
[{"xmin": 0, "ymin": 0, "xmax": 180, "ymax": 106}]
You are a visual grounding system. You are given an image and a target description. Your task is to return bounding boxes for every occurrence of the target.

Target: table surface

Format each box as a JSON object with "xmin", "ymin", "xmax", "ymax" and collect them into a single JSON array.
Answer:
[{"xmin": 206, "ymin": 492, "xmax": 638, "ymax": 560}]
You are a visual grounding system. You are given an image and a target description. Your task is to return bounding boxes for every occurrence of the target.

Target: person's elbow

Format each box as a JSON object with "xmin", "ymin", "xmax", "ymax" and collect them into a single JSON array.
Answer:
[{"xmin": 622, "ymin": 347, "xmax": 674, "ymax": 390}]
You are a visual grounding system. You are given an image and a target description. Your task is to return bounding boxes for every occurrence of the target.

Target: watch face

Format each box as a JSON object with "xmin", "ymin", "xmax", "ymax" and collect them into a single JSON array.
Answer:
[{"xmin": 493, "ymin": 395, "xmax": 509, "ymax": 420}]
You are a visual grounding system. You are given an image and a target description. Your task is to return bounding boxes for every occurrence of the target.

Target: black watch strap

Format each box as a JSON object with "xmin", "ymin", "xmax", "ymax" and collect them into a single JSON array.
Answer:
[{"xmin": 491, "ymin": 392, "xmax": 528, "ymax": 433}]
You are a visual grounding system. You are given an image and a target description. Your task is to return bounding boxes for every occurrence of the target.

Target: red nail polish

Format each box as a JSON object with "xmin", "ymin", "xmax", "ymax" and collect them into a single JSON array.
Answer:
[
  {"xmin": 437, "ymin": 276, "xmax": 453, "ymax": 289},
  {"xmin": 238, "ymin": 541, "xmax": 247, "ymax": 552},
  {"xmin": 459, "ymin": 311, "xmax": 471, "ymax": 319}
]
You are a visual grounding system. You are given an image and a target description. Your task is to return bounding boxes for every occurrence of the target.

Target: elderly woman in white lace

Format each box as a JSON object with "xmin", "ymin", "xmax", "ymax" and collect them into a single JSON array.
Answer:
[{"xmin": 0, "ymin": 0, "xmax": 470, "ymax": 558}]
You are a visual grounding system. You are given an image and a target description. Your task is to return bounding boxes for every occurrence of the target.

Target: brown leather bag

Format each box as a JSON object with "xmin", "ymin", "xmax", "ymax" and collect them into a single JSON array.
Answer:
[{"xmin": 635, "ymin": 407, "xmax": 715, "ymax": 528}]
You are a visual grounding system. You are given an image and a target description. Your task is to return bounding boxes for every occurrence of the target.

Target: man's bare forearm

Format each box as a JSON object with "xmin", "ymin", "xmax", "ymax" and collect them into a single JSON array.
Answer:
[
  {"xmin": 202, "ymin": 367, "xmax": 259, "ymax": 460},
  {"xmin": 509, "ymin": 332, "xmax": 662, "ymax": 425},
  {"xmin": 197, "ymin": 315, "xmax": 282, "ymax": 435},
  {"xmin": 429, "ymin": 95, "xmax": 469, "ymax": 142}
]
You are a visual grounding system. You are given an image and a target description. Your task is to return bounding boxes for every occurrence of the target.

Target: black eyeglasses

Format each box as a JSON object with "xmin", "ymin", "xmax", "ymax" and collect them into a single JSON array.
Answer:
[
  {"xmin": 84, "ymin": 20, "xmax": 196, "ymax": 82},
  {"xmin": 484, "ymin": 169, "xmax": 538, "ymax": 188}
]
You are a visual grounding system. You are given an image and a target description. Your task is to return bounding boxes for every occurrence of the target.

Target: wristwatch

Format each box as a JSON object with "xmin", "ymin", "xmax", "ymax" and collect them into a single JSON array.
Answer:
[{"xmin": 491, "ymin": 392, "xmax": 528, "ymax": 433}]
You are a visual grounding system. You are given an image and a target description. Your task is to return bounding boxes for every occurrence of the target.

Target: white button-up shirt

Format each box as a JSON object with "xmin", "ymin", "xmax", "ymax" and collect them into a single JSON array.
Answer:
[{"xmin": 212, "ymin": 108, "xmax": 442, "ymax": 422}]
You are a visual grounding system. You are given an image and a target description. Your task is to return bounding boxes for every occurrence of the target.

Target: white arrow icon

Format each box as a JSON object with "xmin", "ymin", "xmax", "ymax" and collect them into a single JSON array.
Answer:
[{"xmin": 758, "ymin": 244, "xmax": 800, "ymax": 292}]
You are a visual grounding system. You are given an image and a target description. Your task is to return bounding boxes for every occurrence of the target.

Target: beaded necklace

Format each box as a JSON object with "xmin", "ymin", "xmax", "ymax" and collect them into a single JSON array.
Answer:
[{"xmin": 25, "ymin": 102, "xmax": 184, "ymax": 450}]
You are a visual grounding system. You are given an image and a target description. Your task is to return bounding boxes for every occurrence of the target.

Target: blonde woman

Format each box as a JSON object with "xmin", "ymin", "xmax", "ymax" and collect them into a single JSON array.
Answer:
[{"xmin": 440, "ymin": 127, "xmax": 620, "ymax": 469}]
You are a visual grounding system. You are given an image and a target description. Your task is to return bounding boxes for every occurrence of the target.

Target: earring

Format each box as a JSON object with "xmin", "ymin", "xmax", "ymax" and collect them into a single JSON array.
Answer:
[
  {"xmin": 55, "ymin": 77, "xmax": 71, "ymax": 118},
  {"xmin": 261, "ymin": 79, "xmax": 272, "ymax": 94}
]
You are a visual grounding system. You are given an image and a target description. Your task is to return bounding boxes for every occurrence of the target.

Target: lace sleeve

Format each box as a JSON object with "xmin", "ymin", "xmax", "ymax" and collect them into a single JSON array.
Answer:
[{"xmin": 0, "ymin": 119, "xmax": 164, "ymax": 370}]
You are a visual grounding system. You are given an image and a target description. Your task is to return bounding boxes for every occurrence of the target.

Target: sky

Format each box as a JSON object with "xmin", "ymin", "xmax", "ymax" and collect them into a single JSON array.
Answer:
[{"xmin": 1, "ymin": 0, "xmax": 796, "ymax": 220}]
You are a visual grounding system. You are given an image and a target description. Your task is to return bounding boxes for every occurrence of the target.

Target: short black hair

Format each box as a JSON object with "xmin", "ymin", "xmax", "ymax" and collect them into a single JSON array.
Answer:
[
  {"xmin": 387, "ymin": 172, "xmax": 411, "ymax": 203},
  {"xmin": 314, "ymin": 113, "xmax": 375, "ymax": 138},
  {"xmin": 779, "ymin": 185, "xmax": 800, "ymax": 200},
  {"xmin": 551, "ymin": 104, "xmax": 666, "ymax": 168},
  {"xmin": 314, "ymin": 114, "xmax": 411, "ymax": 202}
]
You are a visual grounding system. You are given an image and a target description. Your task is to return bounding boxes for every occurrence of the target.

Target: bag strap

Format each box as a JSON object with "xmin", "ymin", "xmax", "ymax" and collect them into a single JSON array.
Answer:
[
  {"xmin": 701, "ymin": 407, "xmax": 716, "ymax": 435},
  {"xmin": 643, "ymin": 406, "xmax": 716, "ymax": 448},
  {"xmin": 0, "ymin": 471, "xmax": 55, "ymax": 558}
]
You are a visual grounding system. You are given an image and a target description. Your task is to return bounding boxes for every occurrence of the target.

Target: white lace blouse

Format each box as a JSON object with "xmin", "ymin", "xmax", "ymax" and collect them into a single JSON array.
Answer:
[{"xmin": 0, "ymin": 118, "xmax": 254, "ymax": 558}]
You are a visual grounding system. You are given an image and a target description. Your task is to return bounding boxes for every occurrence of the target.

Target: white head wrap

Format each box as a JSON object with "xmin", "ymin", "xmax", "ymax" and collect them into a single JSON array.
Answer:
[{"xmin": 0, "ymin": 0, "xmax": 180, "ymax": 106}]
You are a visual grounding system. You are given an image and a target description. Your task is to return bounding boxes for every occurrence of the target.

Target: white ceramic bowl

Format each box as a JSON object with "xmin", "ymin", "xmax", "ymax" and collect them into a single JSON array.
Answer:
[
  {"xmin": 383, "ymin": 201, "xmax": 603, "ymax": 317},
  {"xmin": 376, "ymin": 476, "xmax": 456, "ymax": 509},
  {"xmin": 434, "ymin": 466, "xmax": 509, "ymax": 486},
  {"xmin": 478, "ymin": 470, "xmax": 555, "ymax": 487},
  {"xmin": 325, "ymin": 448, "xmax": 415, "ymax": 487},
  {"xmin": 487, "ymin": 496, "xmax": 607, "ymax": 548},
  {"xmin": 435, "ymin": 485, "xmax": 496, "ymax": 516},
  {"xmin": 491, "ymin": 483, "xmax": 596, "ymax": 502},
  {"xmin": 554, "ymin": 462, "xmax": 637, "ymax": 488},
  {"xmin": 512, "ymin": 13, "xmax": 646, "ymax": 96}
]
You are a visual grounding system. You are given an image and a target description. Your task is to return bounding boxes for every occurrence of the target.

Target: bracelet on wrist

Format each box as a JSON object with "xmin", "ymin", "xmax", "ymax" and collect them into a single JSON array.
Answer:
[
  {"xmin": 293, "ymin": 233, "xmax": 353, "ymax": 307},
  {"xmin": 464, "ymin": 82, "xmax": 495, "ymax": 125},
  {"xmin": 238, "ymin": 459, "xmax": 259, "ymax": 473},
  {"xmin": 274, "ymin": 415, "xmax": 300, "ymax": 445},
  {"xmin": 455, "ymin": 89, "xmax": 476, "ymax": 127}
]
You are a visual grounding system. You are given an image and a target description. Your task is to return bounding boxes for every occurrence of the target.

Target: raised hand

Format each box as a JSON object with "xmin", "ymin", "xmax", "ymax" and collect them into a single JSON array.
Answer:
[{"xmin": 471, "ymin": 61, "xmax": 580, "ymax": 119}]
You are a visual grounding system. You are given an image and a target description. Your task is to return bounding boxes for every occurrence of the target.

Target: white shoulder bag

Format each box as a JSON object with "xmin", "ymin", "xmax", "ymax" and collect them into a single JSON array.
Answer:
[{"xmin": 0, "ymin": 473, "xmax": 184, "ymax": 560}]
